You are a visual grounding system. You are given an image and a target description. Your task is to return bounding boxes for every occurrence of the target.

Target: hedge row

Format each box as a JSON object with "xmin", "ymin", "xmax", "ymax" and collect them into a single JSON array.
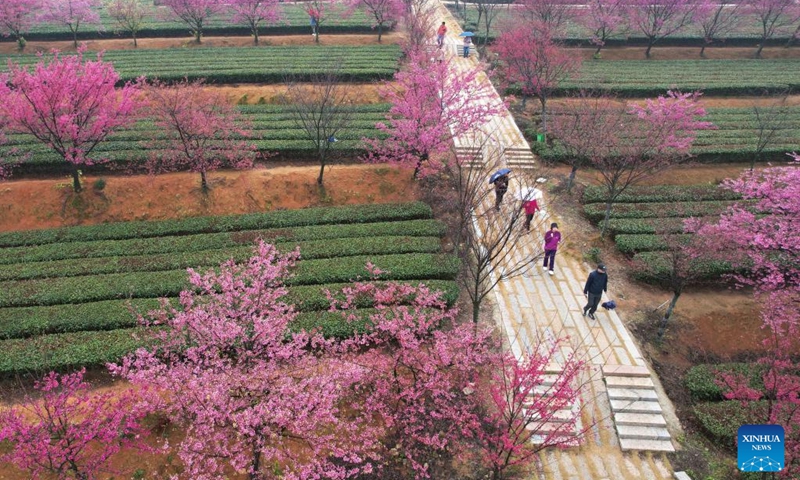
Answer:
[
  {"xmin": 583, "ymin": 200, "xmax": 741, "ymax": 221},
  {"xmin": 615, "ymin": 234, "xmax": 691, "ymax": 254},
  {"xmin": 0, "ymin": 46, "xmax": 401, "ymax": 85},
  {"xmin": 693, "ymin": 400, "xmax": 768, "ymax": 449},
  {"xmin": 581, "ymin": 184, "xmax": 739, "ymax": 205},
  {"xmin": 630, "ymin": 252, "xmax": 734, "ymax": 284},
  {"xmin": 1, "ymin": 104, "xmax": 391, "ymax": 172},
  {"xmin": 454, "ymin": 6, "xmax": 797, "ymax": 43},
  {"xmin": 0, "ymin": 219, "xmax": 444, "ymax": 265},
  {"xmin": 541, "ymin": 148, "xmax": 793, "ymax": 166},
  {"xmin": 684, "ymin": 363, "xmax": 767, "ymax": 402},
  {"xmin": 14, "ymin": 4, "xmax": 382, "ymax": 42},
  {"xmin": 0, "ymin": 280, "xmax": 459, "ymax": 340},
  {"xmin": 0, "ymin": 253, "xmax": 459, "ymax": 308},
  {"xmin": 599, "ymin": 217, "xmax": 704, "ymax": 236},
  {"xmin": 0, "ymin": 236, "xmax": 442, "ymax": 282},
  {"xmin": 0, "ymin": 202, "xmax": 432, "ymax": 248},
  {"xmin": 0, "ymin": 280, "xmax": 459, "ymax": 375}
]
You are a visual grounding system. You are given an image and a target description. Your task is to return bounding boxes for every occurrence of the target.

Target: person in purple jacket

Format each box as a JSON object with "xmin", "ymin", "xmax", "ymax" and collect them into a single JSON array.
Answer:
[{"xmin": 542, "ymin": 222, "xmax": 561, "ymax": 276}]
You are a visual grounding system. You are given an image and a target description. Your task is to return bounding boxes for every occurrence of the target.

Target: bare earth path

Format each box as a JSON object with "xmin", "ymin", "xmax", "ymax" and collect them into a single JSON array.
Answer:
[{"xmin": 433, "ymin": 2, "xmax": 683, "ymax": 478}]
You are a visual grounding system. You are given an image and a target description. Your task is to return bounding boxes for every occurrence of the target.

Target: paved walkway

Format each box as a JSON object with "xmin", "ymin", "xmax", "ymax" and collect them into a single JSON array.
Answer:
[{"xmin": 431, "ymin": 3, "xmax": 683, "ymax": 478}]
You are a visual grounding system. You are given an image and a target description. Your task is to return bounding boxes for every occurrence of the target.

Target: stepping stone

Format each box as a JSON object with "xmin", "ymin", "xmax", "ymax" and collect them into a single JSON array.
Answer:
[
  {"xmin": 616, "ymin": 425, "xmax": 671, "ymax": 441},
  {"xmin": 614, "ymin": 412, "xmax": 667, "ymax": 427},
  {"xmin": 605, "ymin": 376, "xmax": 655, "ymax": 389},
  {"xmin": 619, "ymin": 437, "xmax": 675, "ymax": 452},
  {"xmin": 522, "ymin": 408, "xmax": 576, "ymax": 423},
  {"xmin": 603, "ymin": 365, "xmax": 651, "ymax": 377},
  {"xmin": 610, "ymin": 400, "xmax": 663, "ymax": 414},
  {"xmin": 674, "ymin": 473, "xmax": 693, "ymax": 480},
  {"xmin": 607, "ymin": 388, "xmax": 659, "ymax": 402}
]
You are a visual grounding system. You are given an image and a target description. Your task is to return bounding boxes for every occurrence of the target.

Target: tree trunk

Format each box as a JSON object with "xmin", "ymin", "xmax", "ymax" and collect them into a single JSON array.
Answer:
[
  {"xmin": 413, "ymin": 153, "xmax": 428, "ymax": 179},
  {"xmin": 71, "ymin": 166, "xmax": 82, "ymax": 193},
  {"xmin": 786, "ymin": 26, "xmax": 799, "ymax": 48},
  {"xmin": 566, "ymin": 165, "xmax": 577, "ymax": 193},
  {"xmin": 645, "ymin": 39, "xmax": 654, "ymax": 58},
  {"xmin": 73, "ymin": 30, "xmax": 78, "ymax": 49},
  {"xmin": 378, "ymin": 23, "xmax": 383, "ymax": 43},
  {"xmin": 700, "ymin": 43, "xmax": 706, "ymax": 57},
  {"xmin": 594, "ymin": 43, "xmax": 603, "ymax": 55},
  {"xmin": 657, "ymin": 290, "xmax": 681, "ymax": 340},
  {"xmin": 317, "ymin": 154, "xmax": 326, "ymax": 185},
  {"xmin": 195, "ymin": 29, "xmax": 202, "ymax": 44},
  {"xmin": 249, "ymin": 443, "xmax": 261, "ymax": 480},
  {"xmin": 601, "ymin": 200, "xmax": 612, "ymax": 237},
  {"xmin": 200, "ymin": 170, "xmax": 209, "ymax": 192},
  {"xmin": 133, "ymin": 32, "xmax": 138, "ymax": 48},
  {"xmin": 254, "ymin": 29, "xmax": 259, "ymax": 45},
  {"xmin": 314, "ymin": 30, "xmax": 320, "ymax": 44},
  {"xmin": 755, "ymin": 41, "xmax": 765, "ymax": 58},
  {"xmin": 540, "ymin": 96, "xmax": 548, "ymax": 133},
  {"xmin": 472, "ymin": 300, "xmax": 480, "ymax": 324}
]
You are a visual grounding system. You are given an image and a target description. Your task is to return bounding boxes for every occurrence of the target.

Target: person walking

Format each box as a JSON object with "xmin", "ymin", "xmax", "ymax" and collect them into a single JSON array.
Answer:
[
  {"xmin": 494, "ymin": 174, "xmax": 508, "ymax": 211},
  {"xmin": 522, "ymin": 198, "xmax": 540, "ymax": 231},
  {"xmin": 437, "ymin": 22, "xmax": 447, "ymax": 48},
  {"xmin": 463, "ymin": 35, "xmax": 472, "ymax": 58},
  {"xmin": 582, "ymin": 264, "xmax": 608, "ymax": 320},
  {"xmin": 542, "ymin": 223, "xmax": 561, "ymax": 275},
  {"xmin": 309, "ymin": 9, "xmax": 319, "ymax": 37}
]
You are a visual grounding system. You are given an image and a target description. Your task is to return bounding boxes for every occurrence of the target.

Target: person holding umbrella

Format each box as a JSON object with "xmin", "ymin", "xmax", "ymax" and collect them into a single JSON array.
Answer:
[
  {"xmin": 460, "ymin": 31, "xmax": 474, "ymax": 58},
  {"xmin": 489, "ymin": 169, "xmax": 510, "ymax": 211}
]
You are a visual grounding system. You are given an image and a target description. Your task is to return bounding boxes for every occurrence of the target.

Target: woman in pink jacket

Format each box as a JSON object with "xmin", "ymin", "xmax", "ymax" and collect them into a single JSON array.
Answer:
[{"xmin": 543, "ymin": 223, "xmax": 561, "ymax": 276}]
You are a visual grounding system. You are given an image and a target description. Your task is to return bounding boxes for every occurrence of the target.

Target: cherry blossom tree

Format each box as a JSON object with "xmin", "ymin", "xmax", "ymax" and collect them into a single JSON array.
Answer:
[
  {"xmin": 631, "ymin": 223, "xmax": 711, "ymax": 339},
  {"xmin": 0, "ymin": 0, "xmax": 41, "ymax": 49},
  {"xmin": 493, "ymin": 23, "xmax": 577, "ymax": 132},
  {"xmin": 306, "ymin": 0, "xmax": 335, "ymax": 43},
  {"xmin": 144, "ymin": 79, "xmax": 256, "ymax": 192},
  {"xmin": 228, "ymin": 0, "xmax": 281, "ymax": 46},
  {"xmin": 161, "ymin": 0, "xmax": 223, "ymax": 43},
  {"xmin": 364, "ymin": 47, "xmax": 500, "ymax": 178},
  {"xmin": 695, "ymin": 0, "xmax": 742, "ymax": 57},
  {"xmin": 284, "ymin": 70, "xmax": 355, "ymax": 186},
  {"xmin": 479, "ymin": 342, "xmax": 587, "ymax": 480},
  {"xmin": 0, "ymin": 49, "xmax": 142, "ymax": 192},
  {"xmin": 347, "ymin": 0, "xmax": 403, "ymax": 42},
  {"xmin": 548, "ymin": 92, "xmax": 625, "ymax": 192},
  {"xmin": 697, "ymin": 164, "xmax": 800, "ymax": 295},
  {"xmin": 332, "ymin": 277, "xmax": 495, "ymax": 478},
  {"xmin": 746, "ymin": 0, "xmax": 800, "ymax": 57},
  {"xmin": 0, "ymin": 369, "xmax": 151, "ymax": 480},
  {"xmin": 107, "ymin": 0, "xmax": 148, "ymax": 47},
  {"xmin": 700, "ymin": 161, "xmax": 800, "ymax": 474},
  {"xmin": 516, "ymin": 0, "xmax": 575, "ymax": 34},
  {"xmin": 587, "ymin": 91, "xmax": 713, "ymax": 235},
  {"xmin": 583, "ymin": 0, "xmax": 628, "ymax": 55},
  {"xmin": 39, "ymin": 0, "xmax": 102, "ymax": 48},
  {"xmin": 112, "ymin": 241, "xmax": 380, "ymax": 480},
  {"xmin": 626, "ymin": 0, "xmax": 698, "ymax": 58}
]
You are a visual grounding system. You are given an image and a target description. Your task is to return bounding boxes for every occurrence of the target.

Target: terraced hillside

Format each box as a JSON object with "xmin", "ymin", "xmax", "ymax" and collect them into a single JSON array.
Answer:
[{"xmin": 0, "ymin": 202, "xmax": 459, "ymax": 376}]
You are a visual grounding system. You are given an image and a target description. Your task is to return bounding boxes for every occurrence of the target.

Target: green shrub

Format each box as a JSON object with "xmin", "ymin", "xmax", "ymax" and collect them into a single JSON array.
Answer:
[
  {"xmin": 601, "ymin": 217, "xmax": 698, "ymax": 236},
  {"xmin": 694, "ymin": 401, "xmax": 768, "ymax": 449},
  {"xmin": 0, "ymin": 202, "xmax": 432, "ymax": 248},
  {"xmin": 615, "ymin": 234, "xmax": 692, "ymax": 254},
  {"xmin": 684, "ymin": 363, "xmax": 767, "ymax": 402},
  {"xmin": 0, "ymin": 254, "xmax": 458, "ymax": 308},
  {"xmin": 631, "ymin": 251, "xmax": 735, "ymax": 284},
  {"xmin": 0, "ymin": 280, "xmax": 458, "ymax": 340},
  {"xmin": 0, "ymin": 219, "xmax": 445, "ymax": 265},
  {"xmin": 92, "ymin": 178, "xmax": 106, "ymax": 191},
  {"xmin": 583, "ymin": 200, "xmax": 745, "ymax": 221},
  {"xmin": 0, "ymin": 236, "xmax": 443, "ymax": 282},
  {"xmin": 583, "ymin": 247, "xmax": 603, "ymax": 265},
  {"xmin": 581, "ymin": 184, "xmax": 740, "ymax": 204},
  {"xmin": 0, "ymin": 280, "xmax": 459, "ymax": 375}
]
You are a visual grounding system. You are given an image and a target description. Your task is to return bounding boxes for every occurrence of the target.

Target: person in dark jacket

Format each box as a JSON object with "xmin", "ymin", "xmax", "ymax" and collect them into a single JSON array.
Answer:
[
  {"xmin": 542, "ymin": 223, "xmax": 561, "ymax": 275},
  {"xmin": 494, "ymin": 174, "xmax": 509, "ymax": 211},
  {"xmin": 582, "ymin": 264, "xmax": 607, "ymax": 320}
]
